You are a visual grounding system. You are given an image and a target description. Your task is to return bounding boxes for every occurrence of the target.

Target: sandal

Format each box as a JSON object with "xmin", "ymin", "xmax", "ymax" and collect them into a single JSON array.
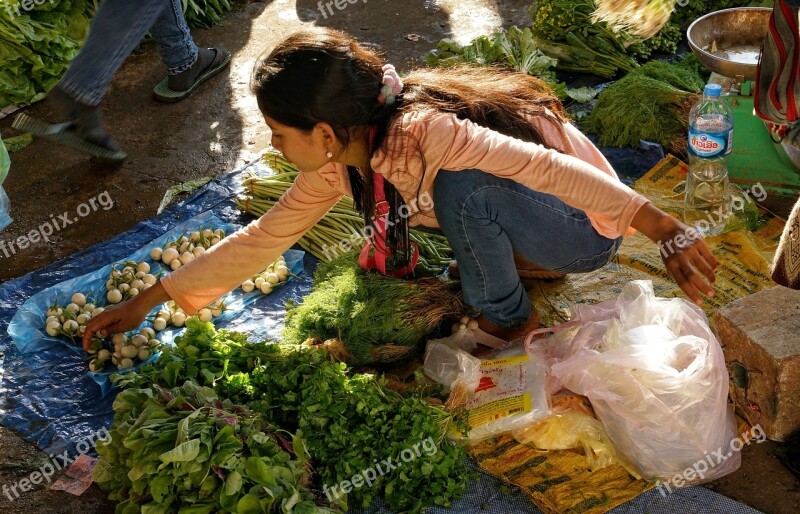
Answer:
[
  {"xmin": 153, "ymin": 48, "xmax": 231, "ymax": 103},
  {"xmin": 12, "ymin": 113, "xmax": 127, "ymax": 161}
]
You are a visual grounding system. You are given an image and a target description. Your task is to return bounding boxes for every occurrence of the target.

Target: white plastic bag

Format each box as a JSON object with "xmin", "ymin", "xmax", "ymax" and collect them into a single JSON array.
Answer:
[
  {"xmin": 0, "ymin": 137, "xmax": 11, "ymax": 231},
  {"xmin": 534, "ymin": 281, "xmax": 739, "ymax": 484},
  {"xmin": 424, "ymin": 334, "xmax": 550, "ymax": 442}
]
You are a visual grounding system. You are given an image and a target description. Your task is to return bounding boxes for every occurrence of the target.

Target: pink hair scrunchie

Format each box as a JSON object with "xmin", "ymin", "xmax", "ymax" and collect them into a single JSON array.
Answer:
[{"xmin": 377, "ymin": 64, "xmax": 403, "ymax": 105}]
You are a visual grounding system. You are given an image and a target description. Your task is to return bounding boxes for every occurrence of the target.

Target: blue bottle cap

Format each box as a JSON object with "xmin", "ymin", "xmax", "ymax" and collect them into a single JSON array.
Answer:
[{"xmin": 704, "ymin": 83, "xmax": 723, "ymax": 97}]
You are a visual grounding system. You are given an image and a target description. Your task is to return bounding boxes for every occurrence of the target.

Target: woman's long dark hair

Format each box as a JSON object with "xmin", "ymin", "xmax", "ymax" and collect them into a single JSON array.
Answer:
[{"xmin": 251, "ymin": 27, "xmax": 567, "ymax": 273}]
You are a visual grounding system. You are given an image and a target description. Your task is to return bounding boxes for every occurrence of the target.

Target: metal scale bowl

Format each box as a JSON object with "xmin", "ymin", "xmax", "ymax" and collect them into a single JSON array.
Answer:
[{"xmin": 688, "ymin": 7, "xmax": 800, "ymax": 193}]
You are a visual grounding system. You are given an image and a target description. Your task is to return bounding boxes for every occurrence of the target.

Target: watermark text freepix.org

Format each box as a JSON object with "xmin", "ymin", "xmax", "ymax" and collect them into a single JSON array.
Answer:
[
  {"xmin": 322, "ymin": 191, "xmax": 434, "ymax": 261},
  {"xmin": 323, "ymin": 436, "xmax": 438, "ymax": 501},
  {"xmin": 0, "ymin": 191, "xmax": 114, "ymax": 260},
  {"xmin": 2, "ymin": 426, "xmax": 110, "ymax": 501},
  {"xmin": 656, "ymin": 424, "xmax": 767, "ymax": 497},
  {"xmin": 317, "ymin": 0, "xmax": 368, "ymax": 19},
  {"xmin": 4, "ymin": 0, "xmax": 56, "ymax": 19},
  {"xmin": 658, "ymin": 182, "xmax": 767, "ymax": 259}
]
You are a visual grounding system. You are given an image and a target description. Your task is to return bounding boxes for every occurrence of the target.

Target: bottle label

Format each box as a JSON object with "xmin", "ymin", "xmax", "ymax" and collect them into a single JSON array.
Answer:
[{"xmin": 689, "ymin": 130, "xmax": 731, "ymax": 158}]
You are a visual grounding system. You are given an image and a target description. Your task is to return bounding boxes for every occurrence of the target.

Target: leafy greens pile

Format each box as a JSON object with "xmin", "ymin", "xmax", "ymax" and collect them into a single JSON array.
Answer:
[
  {"xmin": 582, "ymin": 56, "xmax": 708, "ymax": 154},
  {"xmin": 181, "ymin": 0, "xmax": 235, "ymax": 29},
  {"xmin": 283, "ymin": 252, "xmax": 465, "ymax": 366},
  {"xmin": 94, "ymin": 381, "xmax": 321, "ymax": 514},
  {"xmin": 105, "ymin": 319, "xmax": 471, "ymax": 513},
  {"xmin": 668, "ymin": 0, "xmax": 774, "ymax": 27},
  {"xmin": 529, "ymin": 0, "xmax": 773, "ymax": 79},
  {"xmin": 530, "ymin": 0, "xmax": 668, "ymax": 78},
  {"xmin": 0, "ymin": 0, "xmax": 90, "ymax": 109},
  {"xmin": 424, "ymin": 26, "xmax": 567, "ymax": 98}
]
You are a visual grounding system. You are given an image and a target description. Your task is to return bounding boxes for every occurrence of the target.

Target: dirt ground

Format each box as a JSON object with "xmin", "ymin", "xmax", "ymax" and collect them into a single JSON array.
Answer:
[{"xmin": 0, "ymin": 1, "xmax": 799, "ymax": 513}]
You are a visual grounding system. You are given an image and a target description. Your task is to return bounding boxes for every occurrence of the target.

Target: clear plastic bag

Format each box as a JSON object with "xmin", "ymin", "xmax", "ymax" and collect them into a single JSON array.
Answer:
[
  {"xmin": 424, "ymin": 334, "xmax": 551, "ymax": 442},
  {"xmin": 0, "ymin": 136, "xmax": 11, "ymax": 231},
  {"xmin": 513, "ymin": 410, "xmax": 621, "ymax": 473},
  {"xmin": 529, "ymin": 281, "xmax": 739, "ymax": 484}
]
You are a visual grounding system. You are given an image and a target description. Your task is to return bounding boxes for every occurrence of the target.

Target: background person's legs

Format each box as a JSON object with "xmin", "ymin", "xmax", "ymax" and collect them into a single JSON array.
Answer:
[
  {"xmin": 48, "ymin": 0, "xmax": 228, "ymax": 153},
  {"xmin": 150, "ymin": 0, "xmax": 229, "ymax": 96},
  {"xmin": 50, "ymin": 0, "xmax": 171, "ymax": 154},
  {"xmin": 433, "ymin": 169, "xmax": 621, "ymax": 333},
  {"xmin": 150, "ymin": 0, "xmax": 199, "ymax": 75},
  {"xmin": 57, "ymin": 0, "xmax": 170, "ymax": 107}
]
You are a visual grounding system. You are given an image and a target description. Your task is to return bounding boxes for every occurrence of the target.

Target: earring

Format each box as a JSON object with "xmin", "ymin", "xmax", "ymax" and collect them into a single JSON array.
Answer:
[{"xmin": 326, "ymin": 150, "xmax": 333, "ymax": 159}]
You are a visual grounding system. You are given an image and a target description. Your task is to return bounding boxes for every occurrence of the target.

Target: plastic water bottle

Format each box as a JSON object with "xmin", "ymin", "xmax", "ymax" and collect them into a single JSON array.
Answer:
[{"xmin": 685, "ymin": 83, "xmax": 733, "ymax": 236}]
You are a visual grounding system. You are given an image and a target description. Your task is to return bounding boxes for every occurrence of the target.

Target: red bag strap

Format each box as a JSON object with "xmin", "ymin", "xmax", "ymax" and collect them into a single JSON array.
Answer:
[{"xmin": 357, "ymin": 126, "xmax": 419, "ymax": 277}]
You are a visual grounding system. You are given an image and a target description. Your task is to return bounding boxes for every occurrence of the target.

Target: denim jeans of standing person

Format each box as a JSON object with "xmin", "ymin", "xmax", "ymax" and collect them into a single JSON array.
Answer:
[
  {"xmin": 433, "ymin": 168, "xmax": 623, "ymax": 329},
  {"xmin": 58, "ymin": 0, "xmax": 197, "ymax": 106}
]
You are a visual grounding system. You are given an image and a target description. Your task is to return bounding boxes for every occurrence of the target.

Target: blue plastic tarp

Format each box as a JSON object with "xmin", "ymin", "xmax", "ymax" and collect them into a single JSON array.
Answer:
[{"xmin": 0, "ymin": 162, "xmax": 318, "ymax": 457}]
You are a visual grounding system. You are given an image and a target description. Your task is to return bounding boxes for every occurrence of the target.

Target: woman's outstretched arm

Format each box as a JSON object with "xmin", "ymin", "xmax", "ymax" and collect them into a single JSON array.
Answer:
[{"xmin": 83, "ymin": 165, "xmax": 345, "ymax": 348}]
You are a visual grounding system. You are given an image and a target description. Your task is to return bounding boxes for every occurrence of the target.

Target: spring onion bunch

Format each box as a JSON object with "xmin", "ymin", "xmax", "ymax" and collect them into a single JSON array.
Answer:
[{"xmin": 237, "ymin": 151, "xmax": 454, "ymax": 275}]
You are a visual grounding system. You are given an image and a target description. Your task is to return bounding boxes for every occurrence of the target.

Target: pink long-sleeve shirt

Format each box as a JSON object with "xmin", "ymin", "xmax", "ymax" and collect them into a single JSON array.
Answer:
[{"xmin": 162, "ymin": 110, "xmax": 651, "ymax": 313}]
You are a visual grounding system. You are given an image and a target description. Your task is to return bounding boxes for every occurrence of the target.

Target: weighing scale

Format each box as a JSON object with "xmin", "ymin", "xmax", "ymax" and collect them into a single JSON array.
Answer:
[{"xmin": 688, "ymin": 7, "xmax": 800, "ymax": 195}]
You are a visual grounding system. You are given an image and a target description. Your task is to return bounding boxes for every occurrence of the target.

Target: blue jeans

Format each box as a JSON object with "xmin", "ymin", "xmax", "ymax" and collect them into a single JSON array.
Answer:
[
  {"xmin": 58, "ymin": 0, "xmax": 198, "ymax": 106},
  {"xmin": 433, "ymin": 169, "xmax": 623, "ymax": 328}
]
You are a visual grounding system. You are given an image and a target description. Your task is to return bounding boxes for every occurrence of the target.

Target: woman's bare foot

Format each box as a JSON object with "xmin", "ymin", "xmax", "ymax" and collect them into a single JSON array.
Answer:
[{"xmin": 476, "ymin": 309, "xmax": 541, "ymax": 342}]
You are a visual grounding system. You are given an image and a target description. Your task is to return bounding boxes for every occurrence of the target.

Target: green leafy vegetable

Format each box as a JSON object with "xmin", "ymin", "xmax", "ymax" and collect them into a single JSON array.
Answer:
[
  {"xmin": 180, "ymin": 0, "xmax": 234, "ymax": 29},
  {"xmin": 94, "ymin": 380, "xmax": 322, "ymax": 513},
  {"xmin": 530, "ymin": 0, "xmax": 642, "ymax": 78},
  {"xmin": 283, "ymin": 252, "xmax": 464, "ymax": 365},
  {"xmin": 0, "ymin": 0, "xmax": 90, "ymax": 108},
  {"xmin": 112, "ymin": 321, "xmax": 472, "ymax": 513},
  {"xmin": 2, "ymin": 132, "xmax": 33, "ymax": 152},
  {"xmin": 425, "ymin": 26, "xmax": 567, "ymax": 98},
  {"xmin": 566, "ymin": 87, "xmax": 598, "ymax": 104},
  {"xmin": 582, "ymin": 56, "xmax": 706, "ymax": 154}
]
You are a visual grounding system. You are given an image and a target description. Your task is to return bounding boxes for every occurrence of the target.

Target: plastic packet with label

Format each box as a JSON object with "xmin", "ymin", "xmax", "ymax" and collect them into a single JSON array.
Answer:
[{"xmin": 424, "ymin": 335, "xmax": 551, "ymax": 442}]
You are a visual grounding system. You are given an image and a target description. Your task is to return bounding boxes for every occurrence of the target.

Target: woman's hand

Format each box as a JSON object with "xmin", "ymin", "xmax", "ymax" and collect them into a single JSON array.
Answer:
[
  {"xmin": 632, "ymin": 203, "xmax": 717, "ymax": 305},
  {"xmin": 82, "ymin": 282, "xmax": 171, "ymax": 350}
]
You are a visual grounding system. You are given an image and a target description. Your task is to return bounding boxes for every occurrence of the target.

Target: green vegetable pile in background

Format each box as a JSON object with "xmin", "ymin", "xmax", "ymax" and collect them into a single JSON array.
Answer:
[
  {"xmin": 528, "ymin": 0, "xmax": 771, "ymax": 79},
  {"xmin": 112, "ymin": 320, "xmax": 472, "ymax": 513},
  {"xmin": 1, "ymin": 0, "xmax": 236, "ymax": 110},
  {"xmin": 424, "ymin": 26, "xmax": 567, "ymax": 99},
  {"xmin": 582, "ymin": 55, "xmax": 707, "ymax": 155},
  {"xmin": 529, "ymin": 0, "xmax": 651, "ymax": 78},
  {"xmin": 0, "ymin": 0, "xmax": 90, "ymax": 109},
  {"xmin": 180, "ymin": 0, "xmax": 234, "ymax": 28},
  {"xmin": 666, "ymin": 0, "xmax": 773, "ymax": 28},
  {"xmin": 283, "ymin": 252, "xmax": 465, "ymax": 366}
]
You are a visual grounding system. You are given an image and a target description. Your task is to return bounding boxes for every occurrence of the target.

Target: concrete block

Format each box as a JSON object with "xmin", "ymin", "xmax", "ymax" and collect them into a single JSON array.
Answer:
[{"xmin": 713, "ymin": 286, "xmax": 800, "ymax": 441}]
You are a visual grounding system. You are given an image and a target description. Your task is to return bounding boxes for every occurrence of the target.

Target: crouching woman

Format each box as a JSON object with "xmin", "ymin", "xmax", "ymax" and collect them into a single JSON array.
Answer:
[{"xmin": 84, "ymin": 27, "xmax": 716, "ymax": 346}]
